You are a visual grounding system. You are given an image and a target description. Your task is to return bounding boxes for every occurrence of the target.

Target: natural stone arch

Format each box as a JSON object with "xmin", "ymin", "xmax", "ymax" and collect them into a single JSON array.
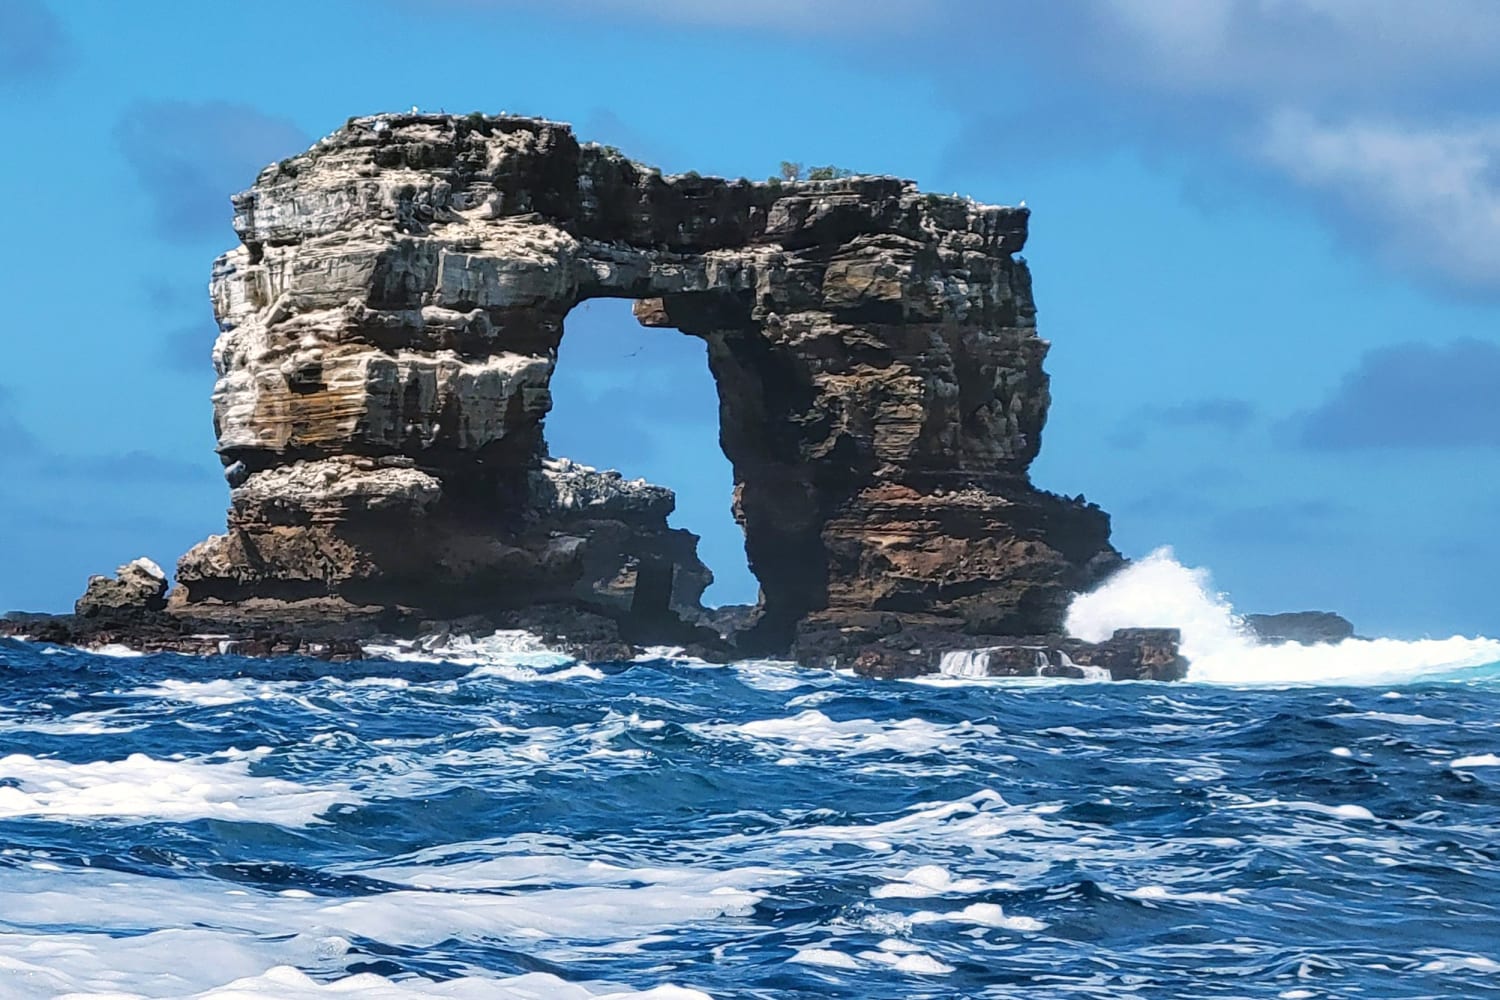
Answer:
[{"xmin": 173, "ymin": 113, "xmax": 1121, "ymax": 655}]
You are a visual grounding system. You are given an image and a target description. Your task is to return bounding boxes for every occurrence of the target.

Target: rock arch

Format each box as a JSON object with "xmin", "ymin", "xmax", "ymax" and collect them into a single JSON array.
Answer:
[{"xmin": 172, "ymin": 113, "xmax": 1122, "ymax": 656}]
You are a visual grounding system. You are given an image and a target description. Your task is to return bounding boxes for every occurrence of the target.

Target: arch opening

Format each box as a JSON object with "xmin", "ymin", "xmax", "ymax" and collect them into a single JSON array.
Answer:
[{"xmin": 545, "ymin": 298, "xmax": 756, "ymax": 612}]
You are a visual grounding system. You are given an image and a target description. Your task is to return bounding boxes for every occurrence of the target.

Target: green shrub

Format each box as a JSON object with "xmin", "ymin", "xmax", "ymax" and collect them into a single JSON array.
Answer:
[
  {"xmin": 779, "ymin": 161, "xmax": 803, "ymax": 182},
  {"xmin": 807, "ymin": 165, "xmax": 854, "ymax": 181}
]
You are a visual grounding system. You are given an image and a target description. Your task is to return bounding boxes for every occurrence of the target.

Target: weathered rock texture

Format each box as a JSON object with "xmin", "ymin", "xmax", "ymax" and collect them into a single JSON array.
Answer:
[
  {"xmin": 1245, "ymin": 612, "xmax": 1355, "ymax": 645},
  {"xmin": 76, "ymin": 558, "xmax": 169, "ymax": 618},
  {"xmin": 165, "ymin": 112, "xmax": 1126, "ymax": 662}
]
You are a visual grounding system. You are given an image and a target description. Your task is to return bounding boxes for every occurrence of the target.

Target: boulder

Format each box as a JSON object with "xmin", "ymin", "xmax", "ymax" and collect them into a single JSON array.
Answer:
[
  {"xmin": 75, "ymin": 558, "xmax": 169, "ymax": 618},
  {"xmin": 1245, "ymin": 611, "xmax": 1355, "ymax": 645}
]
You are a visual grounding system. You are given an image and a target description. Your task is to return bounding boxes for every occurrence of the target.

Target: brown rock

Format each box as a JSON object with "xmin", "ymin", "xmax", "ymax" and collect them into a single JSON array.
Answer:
[
  {"xmin": 158, "ymin": 112, "xmax": 1125, "ymax": 664},
  {"xmin": 76, "ymin": 558, "xmax": 169, "ymax": 618}
]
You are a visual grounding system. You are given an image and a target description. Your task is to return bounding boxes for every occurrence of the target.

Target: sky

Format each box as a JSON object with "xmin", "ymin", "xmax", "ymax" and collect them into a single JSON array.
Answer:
[{"xmin": 2, "ymin": 0, "xmax": 1498, "ymax": 637}]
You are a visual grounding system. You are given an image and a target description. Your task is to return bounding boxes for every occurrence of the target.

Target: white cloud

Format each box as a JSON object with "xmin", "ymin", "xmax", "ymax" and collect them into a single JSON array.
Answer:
[
  {"xmin": 1259, "ymin": 111, "xmax": 1500, "ymax": 291},
  {"xmin": 1087, "ymin": 0, "xmax": 1500, "ymax": 105}
]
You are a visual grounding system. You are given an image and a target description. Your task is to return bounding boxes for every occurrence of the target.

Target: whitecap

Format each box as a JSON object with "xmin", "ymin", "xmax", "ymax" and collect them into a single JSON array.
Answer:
[
  {"xmin": 706, "ymin": 710, "xmax": 997, "ymax": 757},
  {"xmin": 1227, "ymin": 798, "xmax": 1377, "ymax": 822},
  {"xmin": 88, "ymin": 643, "xmax": 146, "ymax": 658},
  {"xmin": 1118, "ymin": 884, "xmax": 1244, "ymax": 905},
  {"xmin": 788, "ymin": 948, "xmax": 860, "ymax": 969},
  {"xmin": 52, "ymin": 964, "xmax": 715, "ymax": 999},
  {"xmin": 1451, "ymin": 754, "xmax": 1500, "ymax": 768},
  {"xmin": 121, "ymin": 678, "xmax": 300, "ymax": 707},
  {"xmin": 0, "ymin": 751, "xmax": 355, "ymax": 825},
  {"xmin": 870, "ymin": 864, "xmax": 1012, "ymax": 898},
  {"xmin": 1065, "ymin": 547, "xmax": 1500, "ymax": 686},
  {"xmin": 853, "ymin": 949, "xmax": 954, "ymax": 974},
  {"xmin": 909, "ymin": 902, "xmax": 1047, "ymax": 932},
  {"xmin": 364, "ymin": 630, "xmax": 577, "ymax": 671}
]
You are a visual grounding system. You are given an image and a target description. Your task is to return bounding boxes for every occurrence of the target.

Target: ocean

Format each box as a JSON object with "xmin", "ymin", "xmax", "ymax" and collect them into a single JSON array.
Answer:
[{"xmin": 1, "ymin": 551, "xmax": 1498, "ymax": 999}]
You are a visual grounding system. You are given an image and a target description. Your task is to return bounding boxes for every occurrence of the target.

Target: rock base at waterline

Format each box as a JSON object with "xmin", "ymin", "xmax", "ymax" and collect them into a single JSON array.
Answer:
[
  {"xmin": 0, "ymin": 599, "xmax": 726, "ymax": 665},
  {"xmin": 1245, "ymin": 611, "xmax": 1355, "ymax": 645},
  {"xmin": 798, "ymin": 616, "xmax": 1187, "ymax": 681}
]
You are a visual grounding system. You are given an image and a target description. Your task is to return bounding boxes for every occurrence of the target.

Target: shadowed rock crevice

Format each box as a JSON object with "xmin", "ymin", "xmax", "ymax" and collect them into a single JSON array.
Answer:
[{"xmin": 139, "ymin": 112, "xmax": 1131, "ymax": 665}]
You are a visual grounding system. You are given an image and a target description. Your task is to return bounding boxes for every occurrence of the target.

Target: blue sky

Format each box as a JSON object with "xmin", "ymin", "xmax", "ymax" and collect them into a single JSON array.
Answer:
[{"xmin": 3, "ymin": 0, "xmax": 1498, "ymax": 637}]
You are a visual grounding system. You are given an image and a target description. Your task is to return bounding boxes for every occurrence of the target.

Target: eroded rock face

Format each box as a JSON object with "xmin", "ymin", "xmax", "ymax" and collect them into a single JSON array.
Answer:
[
  {"xmin": 172, "ymin": 112, "xmax": 1124, "ymax": 657},
  {"xmin": 77, "ymin": 558, "xmax": 169, "ymax": 618},
  {"xmin": 1245, "ymin": 612, "xmax": 1355, "ymax": 645}
]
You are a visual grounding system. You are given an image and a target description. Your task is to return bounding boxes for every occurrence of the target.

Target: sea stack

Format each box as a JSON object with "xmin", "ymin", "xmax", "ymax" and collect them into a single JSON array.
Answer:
[{"xmin": 15, "ymin": 113, "xmax": 1181, "ymax": 678}]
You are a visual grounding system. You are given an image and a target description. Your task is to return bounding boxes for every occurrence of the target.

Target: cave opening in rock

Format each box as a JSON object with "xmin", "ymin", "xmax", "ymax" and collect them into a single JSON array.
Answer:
[{"xmin": 545, "ymin": 297, "xmax": 757, "ymax": 610}]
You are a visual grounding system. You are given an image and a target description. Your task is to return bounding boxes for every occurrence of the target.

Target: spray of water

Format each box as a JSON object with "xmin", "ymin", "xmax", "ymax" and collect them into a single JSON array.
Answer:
[{"xmin": 1065, "ymin": 548, "xmax": 1500, "ymax": 685}]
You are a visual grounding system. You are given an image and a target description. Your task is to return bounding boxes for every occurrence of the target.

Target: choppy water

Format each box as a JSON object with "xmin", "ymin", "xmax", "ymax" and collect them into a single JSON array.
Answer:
[{"xmin": 2, "ymin": 553, "xmax": 1499, "ymax": 998}]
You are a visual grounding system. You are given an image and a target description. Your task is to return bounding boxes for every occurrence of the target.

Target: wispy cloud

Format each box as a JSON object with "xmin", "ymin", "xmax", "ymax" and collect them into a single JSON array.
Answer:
[
  {"xmin": 1257, "ymin": 113, "xmax": 1500, "ymax": 293},
  {"xmin": 1296, "ymin": 338, "xmax": 1500, "ymax": 450},
  {"xmin": 115, "ymin": 101, "xmax": 309, "ymax": 243},
  {"xmin": 0, "ymin": 387, "xmax": 40, "ymax": 458},
  {"xmin": 0, "ymin": 388, "xmax": 213, "ymax": 483},
  {"xmin": 0, "ymin": 0, "xmax": 66, "ymax": 84},
  {"xmin": 1111, "ymin": 397, "xmax": 1258, "ymax": 449},
  {"xmin": 930, "ymin": 1, "xmax": 1500, "ymax": 295}
]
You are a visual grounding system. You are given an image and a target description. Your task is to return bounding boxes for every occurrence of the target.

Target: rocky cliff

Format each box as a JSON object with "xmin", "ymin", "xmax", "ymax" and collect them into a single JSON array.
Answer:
[
  {"xmin": 11, "ymin": 112, "xmax": 1162, "ymax": 673},
  {"xmin": 156, "ymin": 111, "xmax": 1124, "ymax": 661}
]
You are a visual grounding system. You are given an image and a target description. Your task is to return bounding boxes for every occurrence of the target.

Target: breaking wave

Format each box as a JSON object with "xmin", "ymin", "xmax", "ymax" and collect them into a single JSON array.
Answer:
[
  {"xmin": 2, "ymin": 615, "xmax": 1499, "ymax": 997},
  {"xmin": 1066, "ymin": 547, "xmax": 1500, "ymax": 685}
]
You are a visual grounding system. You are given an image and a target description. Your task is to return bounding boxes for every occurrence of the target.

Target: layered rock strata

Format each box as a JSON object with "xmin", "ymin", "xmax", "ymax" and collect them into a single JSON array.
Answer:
[
  {"xmin": 8, "ymin": 112, "xmax": 1176, "ymax": 677},
  {"xmin": 158, "ymin": 112, "xmax": 1133, "ymax": 663},
  {"xmin": 75, "ymin": 558, "xmax": 169, "ymax": 619}
]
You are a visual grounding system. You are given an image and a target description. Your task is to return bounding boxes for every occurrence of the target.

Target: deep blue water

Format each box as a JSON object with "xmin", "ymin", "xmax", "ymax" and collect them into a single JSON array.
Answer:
[{"xmin": 1, "ymin": 633, "xmax": 1499, "ymax": 999}]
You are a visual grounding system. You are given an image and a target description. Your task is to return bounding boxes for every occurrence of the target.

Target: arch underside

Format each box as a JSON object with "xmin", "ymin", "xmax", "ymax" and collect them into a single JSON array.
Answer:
[{"xmin": 171, "ymin": 113, "xmax": 1120, "ymax": 655}]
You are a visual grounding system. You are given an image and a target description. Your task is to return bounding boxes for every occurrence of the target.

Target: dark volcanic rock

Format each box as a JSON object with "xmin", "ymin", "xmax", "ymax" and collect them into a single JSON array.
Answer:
[
  {"xmin": 1246, "ymin": 612, "xmax": 1355, "ymax": 645},
  {"xmin": 163, "ymin": 112, "xmax": 1121, "ymax": 661},
  {"xmin": 21, "ymin": 112, "xmax": 1177, "ymax": 680},
  {"xmin": 76, "ymin": 558, "xmax": 169, "ymax": 618},
  {"xmin": 798, "ymin": 613, "xmax": 1186, "ymax": 682}
]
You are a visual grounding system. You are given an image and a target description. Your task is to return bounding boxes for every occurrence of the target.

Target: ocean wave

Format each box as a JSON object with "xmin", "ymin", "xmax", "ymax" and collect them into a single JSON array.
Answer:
[
  {"xmin": 0, "ymin": 750, "xmax": 356, "ymax": 825},
  {"xmin": 1066, "ymin": 547, "xmax": 1500, "ymax": 686},
  {"xmin": 2, "ymin": 625, "xmax": 1498, "ymax": 997}
]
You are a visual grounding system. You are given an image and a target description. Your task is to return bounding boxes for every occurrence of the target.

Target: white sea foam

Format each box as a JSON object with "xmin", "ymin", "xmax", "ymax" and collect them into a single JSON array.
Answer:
[
  {"xmin": 464, "ymin": 662, "xmax": 607, "ymax": 682},
  {"xmin": 788, "ymin": 948, "xmax": 861, "ymax": 969},
  {"xmin": 707, "ymin": 710, "xmax": 998, "ymax": 757},
  {"xmin": 364, "ymin": 630, "xmax": 578, "ymax": 671},
  {"xmin": 0, "ymin": 751, "xmax": 355, "ymax": 825},
  {"xmin": 1228, "ymin": 799, "xmax": 1378, "ymax": 822},
  {"xmin": 0, "ymin": 858, "xmax": 766, "ymax": 956},
  {"xmin": 122, "ymin": 678, "xmax": 304, "ymax": 707},
  {"xmin": 47, "ymin": 964, "xmax": 713, "ymax": 999},
  {"xmin": 1414, "ymin": 954, "xmax": 1500, "ymax": 974},
  {"xmin": 355, "ymin": 843, "xmax": 793, "ymax": 895},
  {"xmin": 784, "ymin": 789, "xmax": 1057, "ymax": 846},
  {"xmin": 1452, "ymin": 754, "xmax": 1500, "ymax": 768},
  {"xmin": 731, "ymin": 658, "xmax": 828, "ymax": 692},
  {"xmin": 89, "ymin": 643, "xmax": 146, "ymax": 658},
  {"xmin": 853, "ymin": 948, "xmax": 954, "ymax": 974},
  {"xmin": 870, "ymin": 864, "xmax": 1012, "ymax": 898},
  {"xmin": 1119, "ymin": 884, "xmax": 1245, "ymax": 906},
  {"xmin": 1065, "ymin": 547, "xmax": 1500, "ymax": 686},
  {"xmin": 0, "ymin": 709, "xmax": 144, "ymax": 736},
  {"xmin": 909, "ymin": 902, "xmax": 1047, "ymax": 932}
]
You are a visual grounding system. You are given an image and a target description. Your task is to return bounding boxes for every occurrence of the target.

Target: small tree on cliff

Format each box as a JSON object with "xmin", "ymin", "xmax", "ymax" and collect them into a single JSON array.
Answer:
[
  {"xmin": 806, "ymin": 165, "xmax": 855, "ymax": 181},
  {"xmin": 779, "ymin": 161, "xmax": 803, "ymax": 182}
]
